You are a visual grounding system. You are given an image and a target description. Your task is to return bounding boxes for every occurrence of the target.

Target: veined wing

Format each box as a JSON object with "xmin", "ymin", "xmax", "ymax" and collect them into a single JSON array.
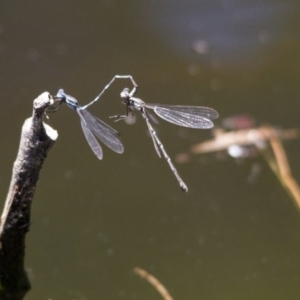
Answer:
[
  {"xmin": 77, "ymin": 110, "xmax": 103, "ymax": 159},
  {"xmin": 148, "ymin": 104, "xmax": 219, "ymax": 129},
  {"xmin": 78, "ymin": 109, "xmax": 124, "ymax": 154}
]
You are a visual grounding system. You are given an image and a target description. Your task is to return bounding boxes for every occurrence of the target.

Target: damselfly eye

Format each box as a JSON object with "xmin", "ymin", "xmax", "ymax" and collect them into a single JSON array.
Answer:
[
  {"xmin": 56, "ymin": 89, "xmax": 66, "ymax": 100},
  {"xmin": 120, "ymin": 88, "xmax": 130, "ymax": 98}
]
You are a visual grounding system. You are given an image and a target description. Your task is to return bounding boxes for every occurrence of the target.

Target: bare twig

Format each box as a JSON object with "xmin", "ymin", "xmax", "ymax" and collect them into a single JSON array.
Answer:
[
  {"xmin": 265, "ymin": 128, "xmax": 300, "ymax": 210},
  {"xmin": 134, "ymin": 267, "xmax": 174, "ymax": 300},
  {"xmin": 190, "ymin": 126, "xmax": 299, "ymax": 154},
  {"xmin": 183, "ymin": 124, "xmax": 300, "ymax": 211},
  {"xmin": 0, "ymin": 92, "xmax": 58, "ymax": 300}
]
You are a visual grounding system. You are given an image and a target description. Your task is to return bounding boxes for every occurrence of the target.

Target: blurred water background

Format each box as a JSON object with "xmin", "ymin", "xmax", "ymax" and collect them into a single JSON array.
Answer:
[{"xmin": 0, "ymin": 1, "xmax": 300, "ymax": 299}]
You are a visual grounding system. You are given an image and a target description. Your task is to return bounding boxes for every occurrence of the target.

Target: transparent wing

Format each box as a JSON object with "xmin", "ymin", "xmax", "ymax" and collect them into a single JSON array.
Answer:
[
  {"xmin": 78, "ymin": 109, "xmax": 124, "ymax": 154},
  {"xmin": 147, "ymin": 104, "xmax": 219, "ymax": 129},
  {"xmin": 78, "ymin": 113, "xmax": 103, "ymax": 159}
]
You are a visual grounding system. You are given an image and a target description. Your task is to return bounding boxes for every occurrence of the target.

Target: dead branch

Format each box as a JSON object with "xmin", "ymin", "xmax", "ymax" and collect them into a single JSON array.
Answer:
[{"xmin": 0, "ymin": 92, "xmax": 58, "ymax": 300}]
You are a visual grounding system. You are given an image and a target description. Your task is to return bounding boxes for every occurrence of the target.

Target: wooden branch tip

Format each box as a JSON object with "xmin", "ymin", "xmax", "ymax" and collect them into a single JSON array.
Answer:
[
  {"xmin": 0, "ymin": 91, "xmax": 58, "ymax": 299},
  {"xmin": 33, "ymin": 91, "xmax": 54, "ymax": 111}
]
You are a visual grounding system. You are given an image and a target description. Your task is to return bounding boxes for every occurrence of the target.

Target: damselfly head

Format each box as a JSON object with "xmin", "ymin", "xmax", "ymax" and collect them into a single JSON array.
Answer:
[
  {"xmin": 52, "ymin": 89, "xmax": 65, "ymax": 104},
  {"xmin": 56, "ymin": 89, "xmax": 78, "ymax": 110},
  {"xmin": 56, "ymin": 89, "xmax": 66, "ymax": 100},
  {"xmin": 120, "ymin": 88, "xmax": 130, "ymax": 99}
]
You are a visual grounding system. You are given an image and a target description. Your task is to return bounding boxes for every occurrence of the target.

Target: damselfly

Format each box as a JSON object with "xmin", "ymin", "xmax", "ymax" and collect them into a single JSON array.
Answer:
[
  {"xmin": 109, "ymin": 76, "xmax": 219, "ymax": 192},
  {"xmin": 52, "ymin": 89, "xmax": 124, "ymax": 159}
]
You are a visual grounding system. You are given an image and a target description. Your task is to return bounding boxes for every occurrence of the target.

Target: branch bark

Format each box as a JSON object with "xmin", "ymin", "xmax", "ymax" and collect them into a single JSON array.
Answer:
[{"xmin": 0, "ymin": 92, "xmax": 58, "ymax": 300}]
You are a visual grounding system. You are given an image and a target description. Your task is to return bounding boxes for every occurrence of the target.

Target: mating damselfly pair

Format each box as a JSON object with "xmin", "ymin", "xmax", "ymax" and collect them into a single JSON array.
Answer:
[{"xmin": 51, "ymin": 75, "xmax": 219, "ymax": 192}]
